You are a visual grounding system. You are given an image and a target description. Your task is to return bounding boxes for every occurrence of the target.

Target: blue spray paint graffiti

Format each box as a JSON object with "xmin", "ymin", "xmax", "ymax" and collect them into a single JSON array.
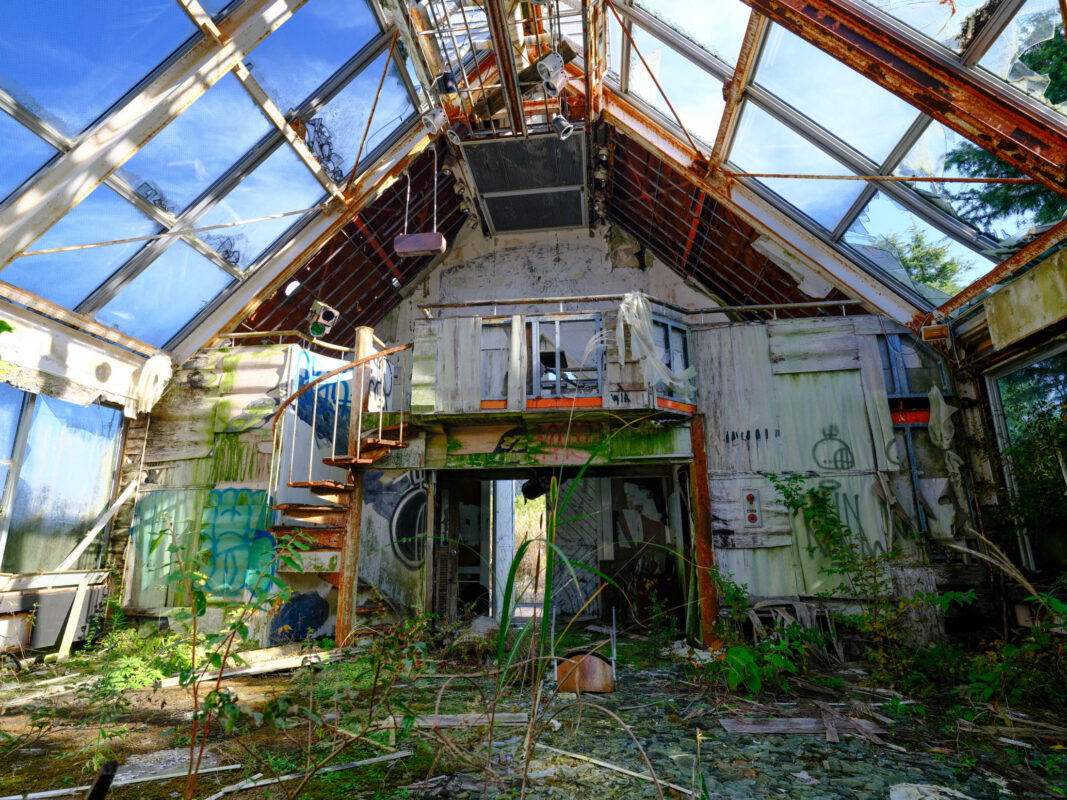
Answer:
[
  {"xmin": 200, "ymin": 488, "xmax": 275, "ymax": 596},
  {"xmin": 293, "ymin": 350, "xmax": 394, "ymax": 446}
]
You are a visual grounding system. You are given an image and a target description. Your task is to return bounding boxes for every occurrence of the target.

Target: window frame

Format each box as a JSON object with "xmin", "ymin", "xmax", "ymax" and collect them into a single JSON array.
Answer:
[{"xmin": 525, "ymin": 313, "xmax": 604, "ymax": 401}]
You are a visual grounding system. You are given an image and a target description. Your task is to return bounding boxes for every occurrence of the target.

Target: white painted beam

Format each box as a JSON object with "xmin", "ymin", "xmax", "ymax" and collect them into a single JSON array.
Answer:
[{"xmin": 0, "ymin": 0, "xmax": 311, "ymax": 267}]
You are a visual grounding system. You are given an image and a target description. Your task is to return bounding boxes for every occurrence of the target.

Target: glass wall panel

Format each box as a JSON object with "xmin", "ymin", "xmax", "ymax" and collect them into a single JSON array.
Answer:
[
  {"xmin": 729, "ymin": 103, "xmax": 865, "ymax": 230},
  {"xmin": 94, "ymin": 242, "xmax": 234, "ymax": 347},
  {"xmin": 118, "ymin": 74, "xmax": 273, "ymax": 215},
  {"xmin": 242, "ymin": 0, "xmax": 379, "ymax": 114},
  {"xmin": 195, "ymin": 146, "xmax": 326, "ymax": 271},
  {"xmin": 0, "ymin": 112, "xmax": 56, "ymax": 205},
  {"xmin": 0, "ymin": 384, "xmax": 23, "ymax": 463},
  {"xmin": 635, "ymin": 0, "xmax": 751, "ymax": 65},
  {"xmin": 978, "ymin": 0, "xmax": 1066, "ymax": 119},
  {"xmin": 557, "ymin": 319, "xmax": 600, "ymax": 396},
  {"xmin": 629, "ymin": 25, "xmax": 724, "ymax": 146},
  {"xmin": 843, "ymin": 191, "xmax": 994, "ymax": 297},
  {"xmin": 755, "ymin": 25, "xmax": 920, "ymax": 163},
  {"xmin": 894, "ymin": 121, "xmax": 1043, "ymax": 240},
  {"xmin": 306, "ymin": 52, "xmax": 415, "ymax": 178},
  {"xmin": 1, "ymin": 187, "xmax": 162, "ymax": 308},
  {"xmin": 2, "ymin": 396, "xmax": 122, "ymax": 572},
  {"xmin": 858, "ymin": 0, "xmax": 989, "ymax": 51},
  {"xmin": 0, "ymin": 1, "xmax": 198, "ymax": 136}
]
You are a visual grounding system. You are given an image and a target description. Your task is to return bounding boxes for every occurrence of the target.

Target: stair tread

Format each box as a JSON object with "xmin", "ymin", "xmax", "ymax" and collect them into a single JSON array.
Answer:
[
  {"xmin": 270, "ymin": 525, "xmax": 345, "ymax": 534},
  {"xmin": 323, "ymin": 455, "xmax": 376, "ymax": 466},
  {"xmin": 361, "ymin": 438, "xmax": 408, "ymax": 449},
  {"xmin": 270, "ymin": 502, "xmax": 346, "ymax": 512},
  {"xmin": 287, "ymin": 481, "xmax": 354, "ymax": 491}
]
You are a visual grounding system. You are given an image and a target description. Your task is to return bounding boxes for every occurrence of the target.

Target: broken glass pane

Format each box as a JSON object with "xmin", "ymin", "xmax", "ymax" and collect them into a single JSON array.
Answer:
[
  {"xmin": 858, "ymin": 0, "xmax": 991, "ymax": 51},
  {"xmin": 94, "ymin": 241, "xmax": 234, "ymax": 347},
  {"xmin": 557, "ymin": 318, "xmax": 600, "ymax": 396},
  {"xmin": 0, "ymin": 111, "xmax": 55, "ymax": 204},
  {"xmin": 118, "ymin": 73, "xmax": 273, "ymax": 216},
  {"xmin": 843, "ymin": 191, "xmax": 994, "ymax": 299},
  {"xmin": 0, "ymin": 186, "xmax": 162, "ymax": 309},
  {"xmin": 893, "ymin": 121, "xmax": 1040, "ymax": 240},
  {"xmin": 0, "ymin": 1, "xmax": 198, "ymax": 137},
  {"xmin": 305, "ymin": 51, "xmax": 415, "ymax": 180},
  {"xmin": 482, "ymin": 323, "xmax": 509, "ymax": 400},
  {"xmin": 241, "ymin": 0, "xmax": 379, "ymax": 115},
  {"xmin": 756, "ymin": 25, "xmax": 921, "ymax": 163},
  {"xmin": 635, "ymin": 0, "xmax": 751, "ymax": 65},
  {"xmin": 628, "ymin": 24, "xmax": 724, "ymax": 147},
  {"xmin": 194, "ymin": 145, "xmax": 326, "ymax": 271},
  {"xmin": 0, "ymin": 383, "xmax": 22, "ymax": 464},
  {"xmin": 978, "ymin": 0, "xmax": 1066, "ymax": 118},
  {"xmin": 729, "ymin": 102, "xmax": 865, "ymax": 230}
]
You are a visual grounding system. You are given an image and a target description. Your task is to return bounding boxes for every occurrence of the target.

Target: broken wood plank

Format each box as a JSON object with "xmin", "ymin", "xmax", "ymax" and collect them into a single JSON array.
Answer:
[
  {"xmin": 718, "ymin": 717, "xmax": 887, "ymax": 736},
  {"xmin": 376, "ymin": 712, "xmax": 528, "ymax": 729},
  {"xmin": 202, "ymin": 751, "xmax": 411, "ymax": 800},
  {"xmin": 535, "ymin": 743, "xmax": 691, "ymax": 797},
  {"xmin": 0, "ymin": 764, "xmax": 241, "ymax": 800},
  {"xmin": 154, "ymin": 650, "xmax": 343, "ymax": 688}
]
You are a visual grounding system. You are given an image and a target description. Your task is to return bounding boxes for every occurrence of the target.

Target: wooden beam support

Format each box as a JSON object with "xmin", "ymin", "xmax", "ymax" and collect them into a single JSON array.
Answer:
[{"xmin": 689, "ymin": 415, "xmax": 720, "ymax": 649}]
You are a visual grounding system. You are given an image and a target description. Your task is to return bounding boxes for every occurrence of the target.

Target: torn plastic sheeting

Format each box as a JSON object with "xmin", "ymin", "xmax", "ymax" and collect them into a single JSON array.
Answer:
[{"xmin": 614, "ymin": 292, "xmax": 695, "ymax": 398}]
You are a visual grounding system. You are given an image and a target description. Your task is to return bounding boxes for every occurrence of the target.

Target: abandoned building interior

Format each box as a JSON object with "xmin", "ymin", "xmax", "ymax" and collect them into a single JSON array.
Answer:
[{"xmin": 2, "ymin": 0, "xmax": 1067, "ymax": 797}]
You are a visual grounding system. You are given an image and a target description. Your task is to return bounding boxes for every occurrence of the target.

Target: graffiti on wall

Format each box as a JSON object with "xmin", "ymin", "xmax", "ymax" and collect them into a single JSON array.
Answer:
[
  {"xmin": 808, "ymin": 425, "xmax": 886, "ymax": 559},
  {"xmin": 365, "ymin": 471, "xmax": 426, "ymax": 569},
  {"xmin": 200, "ymin": 488, "xmax": 275, "ymax": 596}
]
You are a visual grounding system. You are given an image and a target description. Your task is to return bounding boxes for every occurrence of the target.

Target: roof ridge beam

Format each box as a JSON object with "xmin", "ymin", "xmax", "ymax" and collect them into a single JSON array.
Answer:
[{"xmin": 737, "ymin": 0, "xmax": 1067, "ymax": 199}]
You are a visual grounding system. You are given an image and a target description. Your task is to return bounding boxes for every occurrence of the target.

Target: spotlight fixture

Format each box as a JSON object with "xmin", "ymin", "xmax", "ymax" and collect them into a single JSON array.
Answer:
[
  {"xmin": 421, "ymin": 108, "xmax": 447, "ymax": 135},
  {"xmin": 307, "ymin": 300, "xmax": 340, "ymax": 338},
  {"xmin": 521, "ymin": 473, "xmax": 549, "ymax": 501},
  {"xmin": 433, "ymin": 71, "xmax": 458, "ymax": 94},
  {"xmin": 536, "ymin": 51, "xmax": 568, "ymax": 98},
  {"xmin": 283, "ymin": 280, "xmax": 301, "ymax": 297},
  {"xmin": 551, "ymin": 113, "xmax": 574, "ymax": 140},
  {"xmin": 445, "ymin": 128, "xmax": 461, "ymax": 145},
  {"xmin": 441, "ymin": 155, "xmax": 458, "ymax": 176}
]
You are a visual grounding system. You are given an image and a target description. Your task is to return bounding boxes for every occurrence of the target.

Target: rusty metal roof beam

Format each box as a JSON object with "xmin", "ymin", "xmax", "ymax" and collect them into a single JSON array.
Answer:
[
  {"xmin": 737, "ymin": 0, "xmax": 1067, "ymax": 200},
  {"xmin": 484, "ymin": 0, "xmax": 527, "ymax": 135},
  {"xmin": 710, "ymin": 10, "xmax": 768, "ymax": 171}
]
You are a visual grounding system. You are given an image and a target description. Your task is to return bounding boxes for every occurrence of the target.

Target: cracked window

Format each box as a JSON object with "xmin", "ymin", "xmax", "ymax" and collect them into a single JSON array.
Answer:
[
  {"xmin": 0, "ymin": 1, "xmax": 197, "ymax": 137},
  {"xmin": 978, "ymin": 0, "xmax": 1066, "ymax": 118},
  {"xmin": 0, "ymin": 186, "xmax": 162, "ymax": 309},
  {"xmin": 635, "ymin": 0, "xmax": 752, "ymax": 65},
  {"xmin": 94, "ymin": 241, "xmax": 234, "ymax": 347},
  {"xmin": 195, "ymin": 145, "xmax": 326, "ymax": 271}
]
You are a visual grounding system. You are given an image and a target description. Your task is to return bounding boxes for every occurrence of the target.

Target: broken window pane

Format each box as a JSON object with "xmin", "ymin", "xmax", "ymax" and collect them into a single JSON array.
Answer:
[
  {"xmin": 305, "ymin": 51, "xmax": 415, "ymax": 181},
  {"xmin": 558, "ymin": 318, "xmax": 600, "ymax": 396},
  {"xmin": 482, "ymin": 322, "xmax": 509, "ymax": 401},
  {"xmin": 2, "ymin": 396, "xmax": 122, "ymax": 573},
  {"xmin": 755, "ymin": 25, "xmax": 921, "ymax": 163},
  {"xmin": 1, "ymin": 186, "xmax": 162, "ymax": 309},
  {"xmin": 241, "ymin": 0, "xmax": 379, "ymax": 114},
  {"xmin": 118, "ymin": 73, "xmax": 273, "ymax": 215},
  {"xmin": 635, "ymin": 0, "xmax": 751, "ymax": 65},
  {"xmin": 628, "ymin": 24, "xmax": 724, "ymax": 147},
  {"xmin": 858, "ymin": 0, "xmax": 991, "ymax": 51},
  {"xmin": 0, "ymin": 1, "xmax": 197, "ymax": 137},
  {"xmin": 893, "ymin": 121, "xmax": 1041, "ymax": 240},
  {"xmin": 94, "ymin": 242, "xmax": 234, "ymax": 347},
  {"xmin": 729, "ymin": 102, "xmax": 865, "ymax": 231},
  {"xmin": 978, "ymin": 0, "xmax": 1066, "ymax": 118},
  {"xmin": 843, "ymin": 191, "xmax": 994, "ymax": 300},
  {"xmin": 0, "ymin": 111, "xmax": 56, "ymax": 204},
  {"xmin": 194, "ymin": 145, "xmax": 326, "ymax": 271}
]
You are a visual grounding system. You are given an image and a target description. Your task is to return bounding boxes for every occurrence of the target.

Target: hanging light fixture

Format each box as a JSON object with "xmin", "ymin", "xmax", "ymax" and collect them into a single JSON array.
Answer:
[
  {"xmin": 551, "ymin": 113, "xmax": 574, "ymax": 140},
  {"xmin": 394, "ymin": 149, "xmax": 448, "ymax": 257},
  {"xmin": 536, "ymin": 51, "xmax": 568, "ymax": 98}
]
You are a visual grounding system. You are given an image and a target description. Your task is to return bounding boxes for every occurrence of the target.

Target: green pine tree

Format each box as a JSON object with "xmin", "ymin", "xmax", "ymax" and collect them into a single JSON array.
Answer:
[
  {"xmin": 943, "ymin": 25, "xmax": 1067, "ymax": 230},
  {"xmin": 876, "ymin": 225, "xmax": 966, "ymax": 294}
]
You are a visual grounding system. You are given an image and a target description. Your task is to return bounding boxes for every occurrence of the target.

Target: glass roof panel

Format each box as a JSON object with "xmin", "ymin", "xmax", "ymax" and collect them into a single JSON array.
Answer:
[
  {"xmin": 0, "ymin": 186, "xmax": 161, "ymax": 309},
  {"xmin": 755, "ymin": 25, "xmax": 921, "ymax": 163},
  {"xmin": 843, "ymin": 191, "xmax": 994, "ymax": 296},
  {"xmin": 305, "ymin": 51, "xmax": 415, "ymax": 179},
  {"xmin": 242, "ymin": 0, "xmax": 379, "ymax": 115},
  {"xmin": 0, "ymin": 2, "xmax": 197, "ymax": 137},
  {"xmin": 858, "ymin": 0, "xmax": 989, "ymax": 51},
  {"xmin": 195, "ymin": 145, "xmax": 326, "ymax": 271},
  {"xmin": 628, "ymin": 25, "xmax": 725, "ymax": 146},
  {"xmin": 422, "ymin": 0, "xmax": 489, "ymax": 71},
  {"xmin": 978, "ymin": 0, "xmax": 1066, "ymax": 119},
  {"xmin": 0, "ymin": 112, "xmax": 55, "ymax": 204},
  {"xmin": 94, "ymin": 242, "xmax": 234, "ymax": 347},
  {"xmin": 894, "ymin": 121, "xmax": 1042, "ymax": 239},
  {"xmin": 118, "ymin": 73, "xmax": 273, "ymax": 215},
  {"xmin": 729, "ymin": 102, "xmax": 865, "ymax": 230},
  {"xmin": 634, "ymin": 0, "xmax": 751, "ymax": 65}
]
